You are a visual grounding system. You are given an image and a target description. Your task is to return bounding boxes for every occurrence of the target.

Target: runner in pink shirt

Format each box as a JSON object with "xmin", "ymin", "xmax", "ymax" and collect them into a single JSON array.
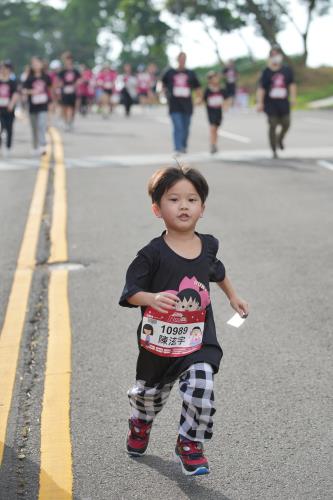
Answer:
[{"xmin": 96, "ymin": 64, "xmax": 117, "ymax": 118}]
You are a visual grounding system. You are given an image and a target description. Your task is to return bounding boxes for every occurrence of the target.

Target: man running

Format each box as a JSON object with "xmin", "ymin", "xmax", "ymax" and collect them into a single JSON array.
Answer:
[
  {"xmin": 162, "ymin": 52, "xmax": 201, "ymax": 155},
  {"xmin": 257, "ymin": 47, "xmax": 297, "ymax": 159}
]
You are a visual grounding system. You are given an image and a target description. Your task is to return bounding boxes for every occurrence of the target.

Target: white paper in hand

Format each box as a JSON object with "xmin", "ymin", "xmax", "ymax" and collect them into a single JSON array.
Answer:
[{"xmin": 227, "ymin": 313, "xmax": 246, "ymax": 328}]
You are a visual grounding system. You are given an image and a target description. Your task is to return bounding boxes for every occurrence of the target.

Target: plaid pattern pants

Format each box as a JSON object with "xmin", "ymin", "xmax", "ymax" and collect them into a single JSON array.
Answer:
[{"xmin": 127, "ymin": 362, "xmax": 215, "ymax": 442}]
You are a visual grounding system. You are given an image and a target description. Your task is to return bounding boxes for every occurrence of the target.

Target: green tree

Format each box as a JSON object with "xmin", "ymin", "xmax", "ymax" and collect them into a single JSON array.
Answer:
[
  {"xmin": 0, "ymin": 1, "xmax": 64, "ymax": 71},
  {"xmin": 166, "ymin": 0, "xmax": 244, "ymax": 63},
  {"xmin": 111, "ymin": 0, "xmax": 173, "ymax": 68},
  {"xmin": 237, "ymin": 0, "xmax": 333, "ymax": 65}
]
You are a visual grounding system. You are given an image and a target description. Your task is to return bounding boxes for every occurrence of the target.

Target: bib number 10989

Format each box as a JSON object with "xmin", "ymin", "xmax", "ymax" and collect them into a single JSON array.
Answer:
[{"xmin": 161, "ymin": 325, "xmax": 188, "ymax": 335}]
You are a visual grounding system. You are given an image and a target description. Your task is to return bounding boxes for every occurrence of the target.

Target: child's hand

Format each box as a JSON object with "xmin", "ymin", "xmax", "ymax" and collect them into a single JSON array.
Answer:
[
  {"xmin": 230, "ymin": 296, "xmax": 249, "ymax": 318},
  {"xmin": 149, "ymin": 292, "xmax": 179, "ymax": 314}
]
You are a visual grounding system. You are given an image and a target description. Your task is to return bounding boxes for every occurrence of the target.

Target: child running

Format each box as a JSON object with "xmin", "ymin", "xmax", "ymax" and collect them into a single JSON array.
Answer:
[
  {"xmin": 119, "ymin": 165, "xmax": 249, "ymax": 476},
  {"xmin": 204, "ymin": 71, "xmax": 227, "ymax": 154}
]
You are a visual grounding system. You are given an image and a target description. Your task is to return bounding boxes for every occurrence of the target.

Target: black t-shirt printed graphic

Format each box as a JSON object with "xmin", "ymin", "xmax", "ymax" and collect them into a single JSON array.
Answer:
[
  {"xmin": 119, "ymin": 233, "xmax": 225, "ymax": 385},
  {"xmin": 204, "ymin": 87, "xmax": 227, "ymax": 110},
  {"xmin": 0, "ymin": 79, "xmax": 17, "ymax": 110},
  {"xmin": 58, "ymin": 69, "xmax": 81, "ymax": 96},
  {"xmin": 223, "ymin": 67, "xmax": 237, "ymax": 84},
  {"xmin": 23, "ymin": 74, "xmax": 52, "ymax": 113},
  {"xmin": 162, "ymin": 68, "xmax": 201, "ymax": 115},
  {"xmin": 259, "ymin": 65, "xmax": 294, "ymax": 116}
]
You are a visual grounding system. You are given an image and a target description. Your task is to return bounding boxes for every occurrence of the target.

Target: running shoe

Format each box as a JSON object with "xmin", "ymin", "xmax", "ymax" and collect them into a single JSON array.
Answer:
[
  {"xmin": 174, "ymin": 437, "xmax": 210, "ymax": 476},
  {"xmin": 126, "ymin": 418, "xmax": 152, "ymax": 456},
  {"xmin": 210, "ymin": 144, "xmax": 218, "ymax": 154}
]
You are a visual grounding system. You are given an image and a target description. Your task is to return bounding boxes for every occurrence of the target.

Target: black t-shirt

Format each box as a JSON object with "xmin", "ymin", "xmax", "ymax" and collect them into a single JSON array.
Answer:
[
  {"xmin": 204, "ymin": 87, "xmax": 227, "ymax": 110},
  {"xmin": 23, "ymin": 74, "xmax": 52, "ymax": 113},
  {"xmin": 0, "ymin": 79, "xmax": 17, "ymax": 110},
  {"xmin": 223, "ymin": 67, "xmax": 237, "ymax": 84},
  {"xmin": 58, "ymin": 69, "xmax": 81, "ymax": 96},
  {"xmin": 119, "ymin": 233, "xmax": 225, "ymax": 385},
  {"xmin": 259, "ymin": 65, "xmax": 294, "ymax": 116},
  {"xmin": 162, "ymin": 68, "xmax": 201, "ymax": 114}
]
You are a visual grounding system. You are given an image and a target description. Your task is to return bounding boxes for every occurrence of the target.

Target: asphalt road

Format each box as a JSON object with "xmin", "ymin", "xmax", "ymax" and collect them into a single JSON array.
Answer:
[{"xmin": 0, "ymin": 104, "xmax": 332, "ymax": 500}]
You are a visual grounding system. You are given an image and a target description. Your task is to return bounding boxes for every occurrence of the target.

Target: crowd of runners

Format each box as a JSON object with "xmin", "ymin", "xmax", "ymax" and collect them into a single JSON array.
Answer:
[{"xmin": 0, "ymin": 47, "xmax": 296, "ymax": 159}]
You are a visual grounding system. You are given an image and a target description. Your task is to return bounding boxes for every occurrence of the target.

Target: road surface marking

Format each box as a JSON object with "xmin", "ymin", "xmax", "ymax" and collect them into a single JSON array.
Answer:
[
  {"xmin": 305, "ymin": 117, "xmax": 333, "ymax": 124},
  {"xmin": 39, "ymin": 127, "xmax": 72, "ymax": 500},
  {"xmin": 218, "ymin": 130, "xmax": 251, "ymax": 143},
  {"xmin": 49, "ymin": 128, "xmax": 68, "ymax": 264},
  {"xmin": 0, "ymin": 149, "xmax": 50, "ymax": 465},
  {"xmin": 317, "ymin": 160, "xmax": 333, "ymax": 172}
]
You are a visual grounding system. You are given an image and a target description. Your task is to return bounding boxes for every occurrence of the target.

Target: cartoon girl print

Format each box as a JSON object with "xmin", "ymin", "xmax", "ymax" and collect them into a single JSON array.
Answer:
[
  {"xmin": 166, "ymin": 276, "xmax": 210, "ymax": 311},
  {"xmin": 142, "ymin": 323, "xmax": 154, "ymax": 345}
]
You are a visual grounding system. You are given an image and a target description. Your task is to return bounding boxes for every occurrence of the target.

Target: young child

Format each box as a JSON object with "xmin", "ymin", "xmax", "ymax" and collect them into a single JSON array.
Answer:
[
  {"xmin": 204, "ymin": 71, "xmax": 227, "ymax": 154},
  {"xmin": 119, "ymin": 165, "xmax": 249, "ymax": 476}
]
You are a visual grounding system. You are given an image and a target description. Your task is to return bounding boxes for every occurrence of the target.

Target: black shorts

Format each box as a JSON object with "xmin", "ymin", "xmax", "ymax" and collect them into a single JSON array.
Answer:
[
  {"xmin": 226, "ymin": 83, "xmax": 236, "ymax": 98},
  {"xmin": 103, "ymin": 88, "xmax": 113, "ymax": 95},
  {"xmin": 207, "ymin": 108, "xmax": 222, "ymax": 126},
  {"xmin": 61, "ymin": 94, "xmax": 76, "ymax": 108}
]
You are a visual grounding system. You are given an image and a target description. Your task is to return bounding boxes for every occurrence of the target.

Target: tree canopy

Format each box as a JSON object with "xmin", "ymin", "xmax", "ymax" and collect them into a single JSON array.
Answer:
[{"xmin": 0, "ymin": 0, "xmax": 331, "ymax": 71}]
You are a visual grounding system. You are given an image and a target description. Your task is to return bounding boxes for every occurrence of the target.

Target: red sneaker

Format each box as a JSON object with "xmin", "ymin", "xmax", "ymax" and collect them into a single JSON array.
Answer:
[
  {"xmin": 175, "ymin": 437, "xmax": 210, "ymax": 476},
  {"xmin": 126, "ymin": 418, "xmax": 152, "ymax": 456}
]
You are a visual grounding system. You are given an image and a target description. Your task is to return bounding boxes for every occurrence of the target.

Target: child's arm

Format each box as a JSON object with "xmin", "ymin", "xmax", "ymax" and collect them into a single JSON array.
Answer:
[
  {"xmin": 217, "ymin": 276, "xmax": 249, "ymax": 318},
  {"xmin": 127, "ymin": 291, "xmax": 179, "ymax": 314}
]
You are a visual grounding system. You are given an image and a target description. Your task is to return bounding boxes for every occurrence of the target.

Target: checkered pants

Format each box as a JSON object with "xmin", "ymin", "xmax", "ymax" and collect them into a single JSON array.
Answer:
[{"xmin": 127, "ymin": 362, "xmax": 215, "ymax": 442}]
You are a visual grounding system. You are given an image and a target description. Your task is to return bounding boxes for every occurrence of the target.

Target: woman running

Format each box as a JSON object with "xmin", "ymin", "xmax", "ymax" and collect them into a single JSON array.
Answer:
[
  {"xmin": 96, "ymin": 64, "xmax": 117, "ymax": 118},
  {"xmin": 23, "ymin": 56, "xmax": 52, "ymax": 156},
  {"xmin": 120, "ymin": 64, "xmax": 137, "ymax": 117}
]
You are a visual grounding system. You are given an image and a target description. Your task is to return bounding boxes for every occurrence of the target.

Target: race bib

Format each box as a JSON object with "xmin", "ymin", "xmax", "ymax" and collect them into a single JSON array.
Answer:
[
  {"xmin": 207, "ymin": 95, "xmax": 223, "ymax": 107},
  {"xmin": 31, "ymin": 93, "xmax": 48, "ymax": 105},
  {"xmin": 269, "ymin": 87, "xmax": 287, "ymax": 99},
  {"xmin": 140, "ymin": 308, "xmax": 205, "ymax": 357},
  {"xmin": 0, "ymin": 97, "xmax": 9, "ymax": 106},
  {"xmin": 104, "ymin": 82, "xmax": 112, "ymax": 89},
  {"xmin": 64, "ymin": 85, "xmax": 75, "ymax": 94},
  {"xmin": 173, "ymin": 86, "xmax": 191, "ymax": 98}
]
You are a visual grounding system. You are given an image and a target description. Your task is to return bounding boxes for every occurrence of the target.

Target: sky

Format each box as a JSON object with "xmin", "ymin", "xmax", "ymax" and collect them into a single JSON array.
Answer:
[{"xmin": 48, "ymin": 0, "xmax": 333, "ymax": 68}]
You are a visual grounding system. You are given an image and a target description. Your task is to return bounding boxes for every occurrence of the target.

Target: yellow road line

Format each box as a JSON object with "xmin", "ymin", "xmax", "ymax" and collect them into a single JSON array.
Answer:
[
  {"xmin": 39, "ymin": 127, "xmax": 73, "ymax": 500},
  {"xmin": 0, "ymin": 150, "xmax": 51, "ymax": 465},
  {"xmin": 48, "ymin": 127, "xmax": 68, "ymax": 264}
]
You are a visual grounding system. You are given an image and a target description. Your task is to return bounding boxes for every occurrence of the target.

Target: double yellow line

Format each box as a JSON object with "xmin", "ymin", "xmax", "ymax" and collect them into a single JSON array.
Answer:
[{"xmin": 0, "ymin": 128, "xmax": 73, "ymax": 499}]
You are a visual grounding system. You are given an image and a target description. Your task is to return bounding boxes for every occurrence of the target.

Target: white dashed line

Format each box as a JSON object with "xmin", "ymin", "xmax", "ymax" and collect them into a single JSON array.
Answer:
[
  {"xmin": 317, "ymin": 160, "xmax": 333, "ymax": 171},
  {"xmin": 218, "ymin": 130, "xmax": 251, "ymax": 144}
]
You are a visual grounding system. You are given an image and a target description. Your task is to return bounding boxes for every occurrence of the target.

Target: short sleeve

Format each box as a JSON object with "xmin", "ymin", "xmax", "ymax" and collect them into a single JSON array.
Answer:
[
  {"xmin": 190, "ymin": 71, "xmax": 201, "ymax": 89},
  {"xmin": 161, "ymin": 69, "xmax": 171, "ymax": 86},
  {"xmin": 259, "ymin": 68, "xmax": 269, "ymax": 90},
  {"xmin": 205, "ymin": 235, "xmax": 226, "ymax": 283},
  {"xmin": 119, "ymin": 246, "xmax": 158, "ymax": 308},
  {"xmin": 286, "ymin": 66, "xmax": 294, "ymax": 85},
  {"xmin": 23, "ymin": 77, "xmax": 31, "ymax": 90}
]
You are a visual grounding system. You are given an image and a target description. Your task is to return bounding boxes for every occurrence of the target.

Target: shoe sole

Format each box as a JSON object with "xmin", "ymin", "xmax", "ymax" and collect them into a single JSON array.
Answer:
[{"xmin": 174, "ymin": 451, "xmax": 210, "ymax": 476}]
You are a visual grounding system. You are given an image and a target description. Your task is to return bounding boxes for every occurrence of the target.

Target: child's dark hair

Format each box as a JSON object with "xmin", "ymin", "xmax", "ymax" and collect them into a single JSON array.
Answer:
[
  {"xmin": 177, "ymin": 289, "xmax": 201, "ymax": 306},
  {"xmin": 148, "ymin": 165, "xmax": 209, "ymax": 205}
]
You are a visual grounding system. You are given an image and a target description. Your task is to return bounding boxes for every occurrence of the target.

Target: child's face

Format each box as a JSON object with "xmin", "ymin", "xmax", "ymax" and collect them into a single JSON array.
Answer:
[
  {"xmin": 211, "ymin": 74, "xmax": 220, "ymax": 86},
  {"xmin": 153, "ymin": 179, "xmax": 204, "ymax": 232}
]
